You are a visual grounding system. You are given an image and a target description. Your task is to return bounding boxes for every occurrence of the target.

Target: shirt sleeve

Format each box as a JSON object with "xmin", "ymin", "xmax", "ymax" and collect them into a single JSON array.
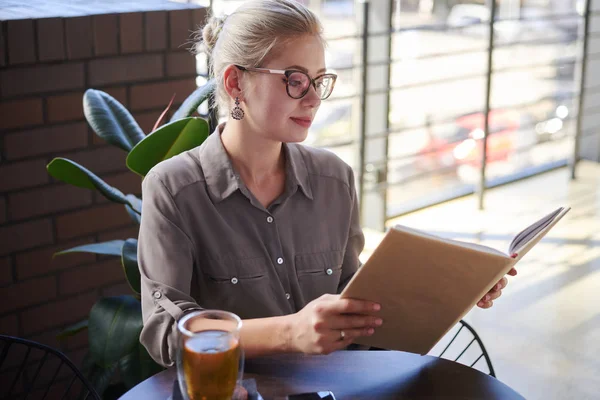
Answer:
[
  {"xmin": 337, "ymin": 167, "xmax": 365, "ymax": 293},
  {"xmin": 138, "ymin": 172, "xmax": 201, "ymax": 367}
]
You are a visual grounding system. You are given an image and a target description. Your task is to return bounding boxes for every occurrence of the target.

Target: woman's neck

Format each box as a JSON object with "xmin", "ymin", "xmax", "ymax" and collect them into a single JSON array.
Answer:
[{"xmin": 220, "ymin": 122, "xmax": 285, "ymax": 186}]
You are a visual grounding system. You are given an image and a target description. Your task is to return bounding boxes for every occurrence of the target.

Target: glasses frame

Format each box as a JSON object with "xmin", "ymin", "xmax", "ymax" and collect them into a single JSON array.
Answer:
[{"xmin": 235, "ymin": 65, "xmax": 337, "ymax": 100}]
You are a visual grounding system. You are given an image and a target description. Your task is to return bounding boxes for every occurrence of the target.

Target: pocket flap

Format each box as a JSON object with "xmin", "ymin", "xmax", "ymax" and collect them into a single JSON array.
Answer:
[
  {"xmin": 204, "ymin": 256, "xmax": 267, "ymax": 280},
  {"xmin": 295, "ymin": 250, "xmax": 344, "ymax": 273}
]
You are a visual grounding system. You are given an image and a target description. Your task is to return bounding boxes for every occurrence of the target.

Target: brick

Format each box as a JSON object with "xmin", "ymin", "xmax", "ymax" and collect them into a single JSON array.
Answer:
[
  {"xmin": 0, "ymin": 63, "xmax": 84, "ymax": 98},
  {"xmin": 169, "ymin": 10, "xmax": 192, "ymax": 50},
  {"xmin": 133, "ymin": 110, "xmax": 162, "ymax": 134},
  {"xmin": 89, "ymin": 54, "xmax": 163, "ymax": 86},
  {"xmin": 46, "ymin": 92, "xmax": 85, "ymax": 123},
  {"xmin": 0, "ymin": 219, "xmax": 53, "ymax": 256},
  {"xmin": 97, "ymin": 171, "xmax": 142, "ymax": 199},
  {"xmin": 56, "ymin": 203, "xmax": 129, "ymax": 240},
  {"xmin": 0, "ymin": 314, "xmax": 18, "ymax": 336},
  {"xmin": 101, "ymin": 281, "xmax": 132, "ymax": 297},
  {"xmin": 93, "ymin": 14, "xmax": 118, "ymax": 56},
  {"xmin": 59, "ymin": 258, "xmax": 126, "ymax": 295},
  {"xmin": 65, "ymin": 16, "xmax": 93, "ymax": 59},
  {"xmin": 37, "ymin": 18, "xmax": 65, "ymax": 62},
  {"xmin": 21, "ymin": 291, "xmax": 97, "ymax": 335},
  {"xmin": 0, "ymin": 159, "xmax": 49, "ymax": 192},
  {"xmin": 16, "ymin": 236, "xmax": 96, "ymax": 280},
  {"xmin": 0, "ymin": 275, "xmax": 57, "ymax": 314},
  {"xmin": 103, "ymin": 86, "xmax": 128, "ymax": 107},
  {"xmin": 0, "ymin": 196, "xmax": 5, "ymax": 224},
  {"xmin": 97, "ymin": 225, "xmax": 139, "ymax": 242},
  {"xmin": 0, "ymin": 256, "xmax": 12, "ymax": 286},
  {"xmin": 64, "ymin": 146, "xmax": 127, "ymax": 175},
  {"xmin": 120, "ymin": 13, "xmax": 143, "ymax": 54},
  {"xmin": 130, "ymin": 78, "xmax": 197, "ymax": 111},
  {"xmin": 9, "ymin": 184, "xmax": 93, "ymax": 221},
  {"xmin": 4, "ymin": 122, "xmax": 88, "ymax": 160},
  {"xmin": 0, "ymin": 98, "xmax": 43, "ymax": 131},
  {"xmin": 145, "ymin": 11, "xmax": 168, "ymax": 51},
  {"xmin": 167, "ymin": 51, "xmax": 196, "ymax": 77},
  {"xmin": 192, "ymin": 8, "xmax": 209, "ymax": 32},
  {"xmin": 7, "ymin": 19, "xmax": 36, "ymax": 64},
  {"xmin": 0, "ymin": 21, "xmax": 6, "ymax": 67}
]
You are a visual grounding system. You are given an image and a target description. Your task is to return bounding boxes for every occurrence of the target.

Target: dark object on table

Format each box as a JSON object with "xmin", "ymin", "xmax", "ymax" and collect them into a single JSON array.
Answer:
[
  {"xmin": 172, "ymin": 378, "xmax": 264, "ymax": 400},
  {"xmin": 287, "ymin": 391, "xmax": 337, "ymax": 399},
  {"xmin": 0, "ymin": 334, "xmax": 101, "ymax": 400}
]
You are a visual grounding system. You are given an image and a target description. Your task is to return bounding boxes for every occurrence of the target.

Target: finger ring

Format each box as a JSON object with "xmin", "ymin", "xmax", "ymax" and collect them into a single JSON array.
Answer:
[{"xmin": 340, "ymin": 330, "xmax": 345, "ymax": 340}]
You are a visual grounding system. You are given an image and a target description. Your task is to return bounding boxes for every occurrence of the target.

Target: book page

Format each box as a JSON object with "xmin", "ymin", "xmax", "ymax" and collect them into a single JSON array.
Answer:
[
  {"xmin": 392, "ymin": 224, "xmax": 509, "ymax": 258},
  {"xmin": 508, "ymin": 207, "xmax": 564, "ymax": 254}
]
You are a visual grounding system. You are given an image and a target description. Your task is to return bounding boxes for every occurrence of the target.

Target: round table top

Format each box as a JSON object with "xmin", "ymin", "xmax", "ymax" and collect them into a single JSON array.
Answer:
[{"xmin": 119, "ymin": 350, "xmax": 525, "ymax": 400}]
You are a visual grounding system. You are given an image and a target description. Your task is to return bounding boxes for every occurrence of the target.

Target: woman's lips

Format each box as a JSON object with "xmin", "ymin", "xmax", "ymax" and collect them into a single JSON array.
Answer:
[{"xmin": 290, "ymin": 117, "xmax": 312, "ymax": 128}]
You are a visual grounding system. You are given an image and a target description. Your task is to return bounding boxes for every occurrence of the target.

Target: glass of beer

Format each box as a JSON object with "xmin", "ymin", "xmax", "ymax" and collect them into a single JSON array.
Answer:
[{"xmin": 176, "ymin": 310, "xmax": 244, "ymax": 400}]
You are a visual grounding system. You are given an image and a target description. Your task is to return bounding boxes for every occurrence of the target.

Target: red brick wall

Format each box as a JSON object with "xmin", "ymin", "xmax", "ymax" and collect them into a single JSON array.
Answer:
[{"xmin": 0, "ymin": 6, "xmax": 208, "ymax": 368}]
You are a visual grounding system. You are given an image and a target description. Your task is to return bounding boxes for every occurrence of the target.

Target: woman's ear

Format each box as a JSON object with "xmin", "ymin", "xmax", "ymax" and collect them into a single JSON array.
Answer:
[{"xmin": 223, "ymin": 65, "xmax": 244, "ymax": 101}]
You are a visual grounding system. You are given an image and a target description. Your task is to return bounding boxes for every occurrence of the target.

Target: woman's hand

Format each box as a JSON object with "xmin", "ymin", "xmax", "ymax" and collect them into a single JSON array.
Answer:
[
  {"xmin": 477, "ymin": 267, "xmax": 518, "ymax": 309},
  {"xmin": 288, "ymin": 294, "xmax": 382, "ymax": 355}
]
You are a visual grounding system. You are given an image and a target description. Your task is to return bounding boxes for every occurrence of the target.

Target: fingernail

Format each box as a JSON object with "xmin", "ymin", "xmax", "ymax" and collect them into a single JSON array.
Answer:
[
  {"xmin": 373, "ymin": 304, "xmax": 381, "ymax": 311},
  {"xmin": 485, "ymin": 295, "xmax": 490, "ymax": 301},
  {"xmin": 496, "ymin": 284, "xmax": 501, "ymax": 290},
  {"xmin": 368, "ymin": 328, "xmax": 374, "ymax": 335},
  {"xmin": 375, "ymin": 318, "xmax": 383, "ymax": 326}
]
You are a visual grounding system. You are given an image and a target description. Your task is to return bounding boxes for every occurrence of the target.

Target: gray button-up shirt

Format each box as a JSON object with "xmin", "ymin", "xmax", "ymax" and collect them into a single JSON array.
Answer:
[{"xmin": 138, "ymin": 126, "xmax": 364, "ymax": 366}]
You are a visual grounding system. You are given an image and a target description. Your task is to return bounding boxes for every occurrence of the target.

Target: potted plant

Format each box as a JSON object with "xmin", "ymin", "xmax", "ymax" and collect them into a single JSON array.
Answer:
[{"xmin": 49, "ymin": 80, "xmax": 216, "ymax": 398}]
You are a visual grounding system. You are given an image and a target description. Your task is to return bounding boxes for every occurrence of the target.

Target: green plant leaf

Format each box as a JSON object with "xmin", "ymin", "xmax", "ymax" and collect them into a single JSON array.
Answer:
[
  {"xmin": 84, "ymin": 89, "xmax": 145, "ymax": 151},
  {"xmin": 57, "ymin": 320, "xmax": 89, "ymax": 340},
  {"xmin": 126, "ymin": 117, "xmax": 209, "ymax": 177},
  {"xmin": 170, "ymin": 79, "xmax": 216, "ymax": 121},
  {"xmin": 119, "ymin": 342, "xmax": 164, "ymax": 389},
  {"xmin": 47, "ymin": 158, "xmax": 141, "ymax": 213},
  {"xmin": 121, "ymin": 239, "xmax": 141, "ymax": 294},
  {"xmin": 82, "ymin": 352, "xmax": 118, "ymax": 398},
  {"xmin": 54, "ymin": 240, "xmax": 125, "ymax": 257},
  {"xmin": 125, "ymin": 195, "xmax": 142, "ymax": 224},
  {"xmin": 89, "ymin": 296, "xmax": 143, "ymax": 368}
]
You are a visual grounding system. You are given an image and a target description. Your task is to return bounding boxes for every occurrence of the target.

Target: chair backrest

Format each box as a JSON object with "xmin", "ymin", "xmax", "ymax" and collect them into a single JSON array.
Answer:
[
  {"xmin": 0, "ymin": 335, "xmax": 101, "ymax": 400},
  {"xmin": 432, "ymin": 319, "xmax": 496, "ymax": 377}
]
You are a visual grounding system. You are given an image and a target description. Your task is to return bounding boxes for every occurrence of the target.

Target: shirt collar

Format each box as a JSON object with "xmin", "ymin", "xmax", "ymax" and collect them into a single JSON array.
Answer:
[{"xmin": 198, "ymin": 124, "xmax": 313, "ymax": 203}]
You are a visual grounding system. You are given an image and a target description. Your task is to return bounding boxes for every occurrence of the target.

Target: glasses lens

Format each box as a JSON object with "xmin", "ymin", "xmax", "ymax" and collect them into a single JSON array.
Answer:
[
  {"xmin": 315, "ymin": 75, "xmax": 335, "ymax": 99},
  {"xmin": 287, "ymin": 72, "xmax": 311, "ymax": 98}
]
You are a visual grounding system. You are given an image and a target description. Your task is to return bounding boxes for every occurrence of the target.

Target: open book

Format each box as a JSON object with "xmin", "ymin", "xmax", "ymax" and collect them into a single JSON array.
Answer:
[{"xmin": 340, "ymin": 206, "xmax": 570, "ymax": 355}]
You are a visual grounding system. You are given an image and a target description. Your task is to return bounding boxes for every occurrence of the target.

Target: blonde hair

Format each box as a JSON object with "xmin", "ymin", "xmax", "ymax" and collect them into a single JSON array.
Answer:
[{"xmin": 195, "ymin": 0, "xmax": 324, "ymax": 110}]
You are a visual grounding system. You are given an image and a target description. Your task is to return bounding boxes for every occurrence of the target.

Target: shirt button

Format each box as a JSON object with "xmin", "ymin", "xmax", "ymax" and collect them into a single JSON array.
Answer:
[
  {"xmin": 286, "ymin": 293, "xmax": 291, "ymax": 300},
  {"xmin": 153, "ymin": 291, "xmax": 162, "ymax": 299},
  {"xmin": 267, "ymin": 216, "xmax": 274, "ymax": 223},
  {"xmin": 326, "ymin": 268, "xmax": 333, "ymax": 276},
  {"xmin": 277, "ymin": 257, "xmax": 284, "ymax": 265},
  {"xmin": 231, "ymin": 277, "xmax": 239, "ymax": 284}
]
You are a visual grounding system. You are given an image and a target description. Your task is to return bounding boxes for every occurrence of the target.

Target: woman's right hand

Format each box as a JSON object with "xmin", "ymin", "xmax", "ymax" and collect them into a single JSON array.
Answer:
[{"xmin": 287, "ymin": 294, "xmax": 383, "ymax": 355}]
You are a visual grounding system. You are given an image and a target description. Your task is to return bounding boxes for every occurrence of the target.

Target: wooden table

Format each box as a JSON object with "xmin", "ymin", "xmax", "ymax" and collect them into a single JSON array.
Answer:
[{"xmin": 119, "ymin": 351, "xmax": 525, "ymax": 399}]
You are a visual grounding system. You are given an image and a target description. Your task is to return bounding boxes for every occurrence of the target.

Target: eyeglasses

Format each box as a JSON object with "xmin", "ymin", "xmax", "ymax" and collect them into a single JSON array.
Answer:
[{"xmin": 235, "ymin": 65, "xmax": 337, "ymax": 100}]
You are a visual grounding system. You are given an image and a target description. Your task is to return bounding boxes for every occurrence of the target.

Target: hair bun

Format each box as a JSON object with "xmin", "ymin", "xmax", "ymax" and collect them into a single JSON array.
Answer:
[{"xmin": 199, "ymin": 16, "xmax": 226, "ymax": 55}]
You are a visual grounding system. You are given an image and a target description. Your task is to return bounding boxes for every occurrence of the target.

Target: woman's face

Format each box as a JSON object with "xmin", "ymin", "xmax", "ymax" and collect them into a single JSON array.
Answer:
[{"xmin": 241, "ymin": 34, "xmax": 327, "ymax": 144}]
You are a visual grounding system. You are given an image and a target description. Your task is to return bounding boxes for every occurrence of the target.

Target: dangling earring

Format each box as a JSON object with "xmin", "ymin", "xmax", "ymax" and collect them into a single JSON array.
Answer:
[{"xmin": 231, "ymin": 97, "xmax": 245, "ymax": 120}]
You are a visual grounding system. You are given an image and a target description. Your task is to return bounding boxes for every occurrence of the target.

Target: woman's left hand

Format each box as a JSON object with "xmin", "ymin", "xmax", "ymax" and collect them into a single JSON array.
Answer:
[{"xmin": 477, "ymin": 267, "xmax": 518, "ymax": 309}]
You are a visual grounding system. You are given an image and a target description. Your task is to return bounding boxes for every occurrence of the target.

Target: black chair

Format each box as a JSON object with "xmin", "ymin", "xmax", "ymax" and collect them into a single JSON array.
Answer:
[
  {"xmin": 0, "ymin": 335, "xmax": 101, "ymax": 400},
  {"xmin": 433, "ymin": 319, "xmax": 496, "ymax": 377}
]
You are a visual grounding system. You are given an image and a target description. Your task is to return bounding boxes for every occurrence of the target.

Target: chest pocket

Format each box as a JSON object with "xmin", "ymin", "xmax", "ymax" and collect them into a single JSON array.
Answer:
[
  {"xmin": 199, "ymin": 256, "xmax": 270, "ymax": 317},
  {"xmin": 295, "ymin": 250, "xmax": 344, "ymax": 303},
  {"xmin": 204, "ymin": 256, "xmax": 266, "ymax": 280}
]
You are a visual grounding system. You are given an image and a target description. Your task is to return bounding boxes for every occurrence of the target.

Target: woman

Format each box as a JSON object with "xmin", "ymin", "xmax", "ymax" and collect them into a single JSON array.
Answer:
[{"xmin": 138, "ymin": 0, "xmax": 514, "ymax": 367}]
